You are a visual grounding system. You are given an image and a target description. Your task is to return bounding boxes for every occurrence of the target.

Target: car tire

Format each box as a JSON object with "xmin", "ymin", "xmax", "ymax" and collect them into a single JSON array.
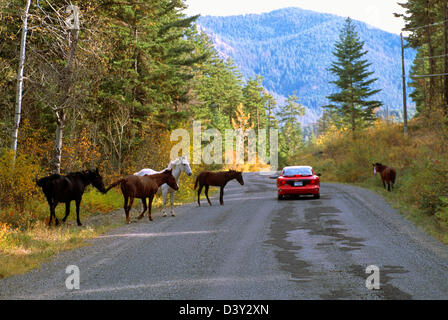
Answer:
[
  {"xmin": 313, "ymin": 193, "xmax": 320, "ymax": 199},
  {"xmin": 278, "ymin": 194, "xmax": 284, "ymax": 200}
]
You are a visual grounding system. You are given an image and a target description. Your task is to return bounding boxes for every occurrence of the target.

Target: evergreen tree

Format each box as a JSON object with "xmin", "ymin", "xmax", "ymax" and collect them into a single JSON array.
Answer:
[
  {"xmin": 277, "ymin": 93, "xmax": 305, "ymax": 165},
  {"xmin": 323, "ymin": 17, "xmax": 382, "ymax": 133},
  {"xmin": 242, "ymin": 75, "xmax": 269, "ymax": 132},
  {"xmin": 395, "ymin": 0, "xmax": 447, "ymax": 115}
]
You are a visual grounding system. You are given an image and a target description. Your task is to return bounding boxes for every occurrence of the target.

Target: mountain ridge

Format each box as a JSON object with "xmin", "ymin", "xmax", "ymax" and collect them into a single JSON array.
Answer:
[{"xmin": 196, "ymin": 7, "xmax": 416, "ymax": 124}]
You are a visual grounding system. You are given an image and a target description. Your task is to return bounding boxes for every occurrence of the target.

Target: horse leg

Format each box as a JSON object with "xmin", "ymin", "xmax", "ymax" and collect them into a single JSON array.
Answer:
[
  {"xmin": 197, "ymin": 184, "xmax": 203, "ymax": 207},
  {"xmin": 219, "ymin": 187, "xmax": 224, "ymax": 206},
  {"xmin": 148, "ymin": 194, "xmax": 155, "ymax": 221},
  {"xmin": 170, "ymin": 191, "xmax": 175, "ymax": 216},
  {"xmin": 46, "ymin": 197, "xmax": 54, "ymax": 226},
  {"xmin": 49, "ymin": 203, "xmax": 55, "ymax": 226},
  {"xmin": 205, "ymin": 185, "xmax": 212, "ymax": 206},
  {"xmin": 138, "ymin": 197, "xmax": 147, "ymax": 220},
  {"xmin": 123, "ymin": 196, "xmax": 130, "ymax": 224},
  {"xmin": 75, "ymin": 198, "xmax": 82, "ymax": 226},
  {"xmin": 128, "ymin": 197, "xmax": 135, "ymax": 222},
  {"xmin": 62, "ymin": 201, "xmax": 71, "ymax": 223},
  {"xmin": 162, "ymin": 190, "xmax": 168, "ymax": 217},
  {"xmin": 382, "ymin": 178, "xmax": 386, "ymax": 189},
  {"xmin": 139, "ymin": 198, "xmax": 145, "ymax": 214},
  {"xmin": 387, "ymin": 180, "xmax": 391, "ymax": 192},
  {"xmin": 52, "ymin": 201, "xmax": 59, "ymax": 226}
]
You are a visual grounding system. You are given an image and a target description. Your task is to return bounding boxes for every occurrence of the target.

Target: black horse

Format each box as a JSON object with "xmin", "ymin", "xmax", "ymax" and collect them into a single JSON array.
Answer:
[{"xmin": 36, "ymin": 168, "xmax": 106, "ymax": 226}]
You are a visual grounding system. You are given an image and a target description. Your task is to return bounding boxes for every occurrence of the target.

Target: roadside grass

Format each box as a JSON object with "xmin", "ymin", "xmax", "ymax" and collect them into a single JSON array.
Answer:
[
  {"xmin": 0, "ymin": 221, "xmax": 119, "ymax": 279},
  {"xmin": 0, "ymin": 188, "xmax": 124, "ymax": 279}
]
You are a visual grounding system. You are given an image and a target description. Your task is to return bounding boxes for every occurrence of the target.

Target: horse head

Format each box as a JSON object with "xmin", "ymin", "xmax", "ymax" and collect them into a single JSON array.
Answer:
[
  {"xmin": 372, "ymin": 163, "xmax": 383, "ymax": 175},
  {"xmin": 229, "ymin": 170, "xmax": 244, "ymax": 185},
  {"xmin": 170, "ymin": 156, "xmax": 193, "ymax": 176},
  {"xmin": 88, "ymin": 168, "xmax": 107, "ymax": 194},
  {"xmin": 162, "ymin": 169, "xmax": 179, "ymax": 191}
]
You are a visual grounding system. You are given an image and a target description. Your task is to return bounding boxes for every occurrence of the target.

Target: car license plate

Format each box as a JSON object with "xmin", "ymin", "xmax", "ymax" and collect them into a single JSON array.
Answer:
[{"xmin": 294, "ymin": 181, "xmax": 303, "ymax": 187}]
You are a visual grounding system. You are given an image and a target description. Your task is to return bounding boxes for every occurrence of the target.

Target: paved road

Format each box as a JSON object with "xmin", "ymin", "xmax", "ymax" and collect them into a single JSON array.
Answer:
[{"xmin": 1, "ymin": 173, "xmax": 448, "ymax": 299}]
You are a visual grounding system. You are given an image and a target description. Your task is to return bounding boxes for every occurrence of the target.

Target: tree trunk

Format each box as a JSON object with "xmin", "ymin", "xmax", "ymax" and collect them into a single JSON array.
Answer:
[
  {"xmin": 351, "ymin": 104, "xmax": 355, "ymax": 137},
  {"xmin": 427, "ymin": 0, "xmax": 435, "ymax": 110},
  {"xmin": 52, "ymin": 29, "xmax": 79, "ymax": 174},
  {"xmin": 444, "ymin": 0, "xmax": 448, "ymax": 113},
  {"xmin": 11, "ymin": 0, "xmax": 31, "ymax": 160}
]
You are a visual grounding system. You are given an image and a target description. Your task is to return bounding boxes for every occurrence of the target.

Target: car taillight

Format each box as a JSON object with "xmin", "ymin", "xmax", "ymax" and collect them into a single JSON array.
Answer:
[
  {"xmin": 277, "ymin": 179, "xmax": 286, "ymax": 186},
  {"xmin": 310, "ymin": 179, "xmax": 317, "ymax": 185}
]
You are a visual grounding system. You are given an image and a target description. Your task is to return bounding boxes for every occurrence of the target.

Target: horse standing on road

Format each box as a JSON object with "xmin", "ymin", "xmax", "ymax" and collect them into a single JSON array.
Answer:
[
  {"xmin": 194, "ymin": 170, "xmax": 244, "ymax": 206},
  {"xmin": 36, "ymin": 168, "xmax": 107, "ymax": 226},
  {"xmin": 373, "ymin": 163, "xmax": 396, "ymax": 192},
  {"xmin": 134, "ymin": 156, "xmax": 192, "ymax": 217},
  {"xmin": 106, "ymin": 169, "xmax": 178, "ymax": 223}
]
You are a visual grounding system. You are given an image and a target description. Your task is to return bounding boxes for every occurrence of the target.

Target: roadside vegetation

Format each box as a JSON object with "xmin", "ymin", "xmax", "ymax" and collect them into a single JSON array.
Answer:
[{"xmin": 296, "ymin": 115, "xmax": 448, "ymax": 244}]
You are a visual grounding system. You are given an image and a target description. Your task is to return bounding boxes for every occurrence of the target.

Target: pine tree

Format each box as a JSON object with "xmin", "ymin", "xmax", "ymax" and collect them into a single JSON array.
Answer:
[
  {"xmin": 277, "ymin": 93, "xmax": 305, "ymax": 165},
  {"xmin": 242, "ymin": 75, "xmax": 269, "ymax": 132},
  {"xmin": 396, "ymin": 0, "xmax": 448, "ymax": 115},
  {"xmin": 324, "ymin": 18, "xmax": 382, "ymax": 134}
]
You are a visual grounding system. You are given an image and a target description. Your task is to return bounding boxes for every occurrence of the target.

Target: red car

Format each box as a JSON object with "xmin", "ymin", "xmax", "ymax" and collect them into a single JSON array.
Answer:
[{"xmin": 275, "ymin": 166, "xmax": 321, "ymax": 200}]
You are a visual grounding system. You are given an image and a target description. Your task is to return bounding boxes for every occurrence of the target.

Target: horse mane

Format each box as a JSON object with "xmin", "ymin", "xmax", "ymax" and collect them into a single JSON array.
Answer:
[{"xmin": 167, "ymin": 157, "xmax": 182, "ymax": 169}]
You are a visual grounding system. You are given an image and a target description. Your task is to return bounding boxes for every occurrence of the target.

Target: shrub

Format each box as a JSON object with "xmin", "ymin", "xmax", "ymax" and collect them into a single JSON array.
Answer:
[{"xmin": 0, "ymin": 149, "xmax": 42, "ymax": 212}]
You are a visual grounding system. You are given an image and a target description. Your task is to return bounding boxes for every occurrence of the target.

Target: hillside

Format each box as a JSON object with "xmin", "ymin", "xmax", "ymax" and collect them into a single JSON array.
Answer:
[{"xmin": 196, "ymin": 7, "xmax": 416, "ymax": 123}]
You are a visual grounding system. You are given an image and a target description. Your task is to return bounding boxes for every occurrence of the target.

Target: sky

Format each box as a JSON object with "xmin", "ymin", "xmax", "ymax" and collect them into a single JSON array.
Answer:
[{"xmin": 184, "ymin": 0, "xmax": 407, "ymax": 35}]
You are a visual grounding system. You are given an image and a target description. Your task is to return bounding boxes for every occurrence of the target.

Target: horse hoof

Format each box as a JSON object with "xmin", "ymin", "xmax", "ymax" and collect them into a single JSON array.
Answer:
[
  {"xmin": 171, "ymin": 213, "xmax": 175, "ymax": 217},
  {"xmin": 162, "ymin": 213, "xmax": 167, "ymax": 217},
  {"xmin": 137, "ymin": 215, "xmax": 144, "ymax": 220},
  {"xmin": 77, "ymin": 223, "xmax": 82, "ymax": 226},
  {"xmin": 149, "ymin": 217, "xmax": 153, "ymax": 221}
]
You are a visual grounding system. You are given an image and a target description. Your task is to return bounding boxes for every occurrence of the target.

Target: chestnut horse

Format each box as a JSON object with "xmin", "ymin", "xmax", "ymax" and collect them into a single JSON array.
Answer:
[
  {"xmin": 194, "ymin": 170, "xmax": 244, "ymax": 206},
  {"xmin": 372, "ymin": 163, "xmax": 396, "ymax": 192},
  {"xmin": 106, "ymin": 169, "xmax": 178, "ymax": 223}
]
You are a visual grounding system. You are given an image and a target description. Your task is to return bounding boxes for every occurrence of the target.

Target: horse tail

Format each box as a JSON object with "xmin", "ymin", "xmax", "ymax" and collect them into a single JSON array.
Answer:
[
  {"xmin": 194, "ymin": 175, "xmax": 199, "ymax": 190},
  {"xmin": 390, "ymin": 168, "xmax": 396, "ymax": 184},
  {"xmin": 105, "ymin": 179, "xmax": 125, "ymax": 193}
]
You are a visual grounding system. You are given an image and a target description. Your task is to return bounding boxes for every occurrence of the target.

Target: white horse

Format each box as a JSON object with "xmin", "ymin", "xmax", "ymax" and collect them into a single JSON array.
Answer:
[{"xmin": 134, "ymin": 156, "xmax": 192, "ymax": 217}]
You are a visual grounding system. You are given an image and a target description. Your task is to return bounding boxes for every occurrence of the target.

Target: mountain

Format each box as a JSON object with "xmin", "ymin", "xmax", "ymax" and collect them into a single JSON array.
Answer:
[{"xmin": 196, "ymin": 7, "xmax": 416, "ymax": 124}]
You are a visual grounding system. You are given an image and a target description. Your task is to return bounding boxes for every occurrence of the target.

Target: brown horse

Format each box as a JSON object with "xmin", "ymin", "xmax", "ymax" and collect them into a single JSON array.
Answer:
[
  {"xmin": 106, "ymin": 169, "xmax": 178, "ymax": 223},
  {"xmin": 194, "ymin": 170, "xmax": 244, "ymax": 206},
  {"xmin": 372, "ymin": 163, "xmax": 396, "ymax": 192}
]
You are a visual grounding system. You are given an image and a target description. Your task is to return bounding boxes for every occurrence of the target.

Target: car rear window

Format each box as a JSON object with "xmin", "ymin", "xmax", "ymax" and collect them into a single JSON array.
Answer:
[{"xmin": 283, "ymin": 167, "xmax": 313, "ymax": 177}]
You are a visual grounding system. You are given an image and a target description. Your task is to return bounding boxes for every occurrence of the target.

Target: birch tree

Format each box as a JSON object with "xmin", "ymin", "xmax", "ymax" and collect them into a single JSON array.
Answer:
[{"xmin": 11, "ymin": 0, "xmax": 31, "ymax": 160}]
